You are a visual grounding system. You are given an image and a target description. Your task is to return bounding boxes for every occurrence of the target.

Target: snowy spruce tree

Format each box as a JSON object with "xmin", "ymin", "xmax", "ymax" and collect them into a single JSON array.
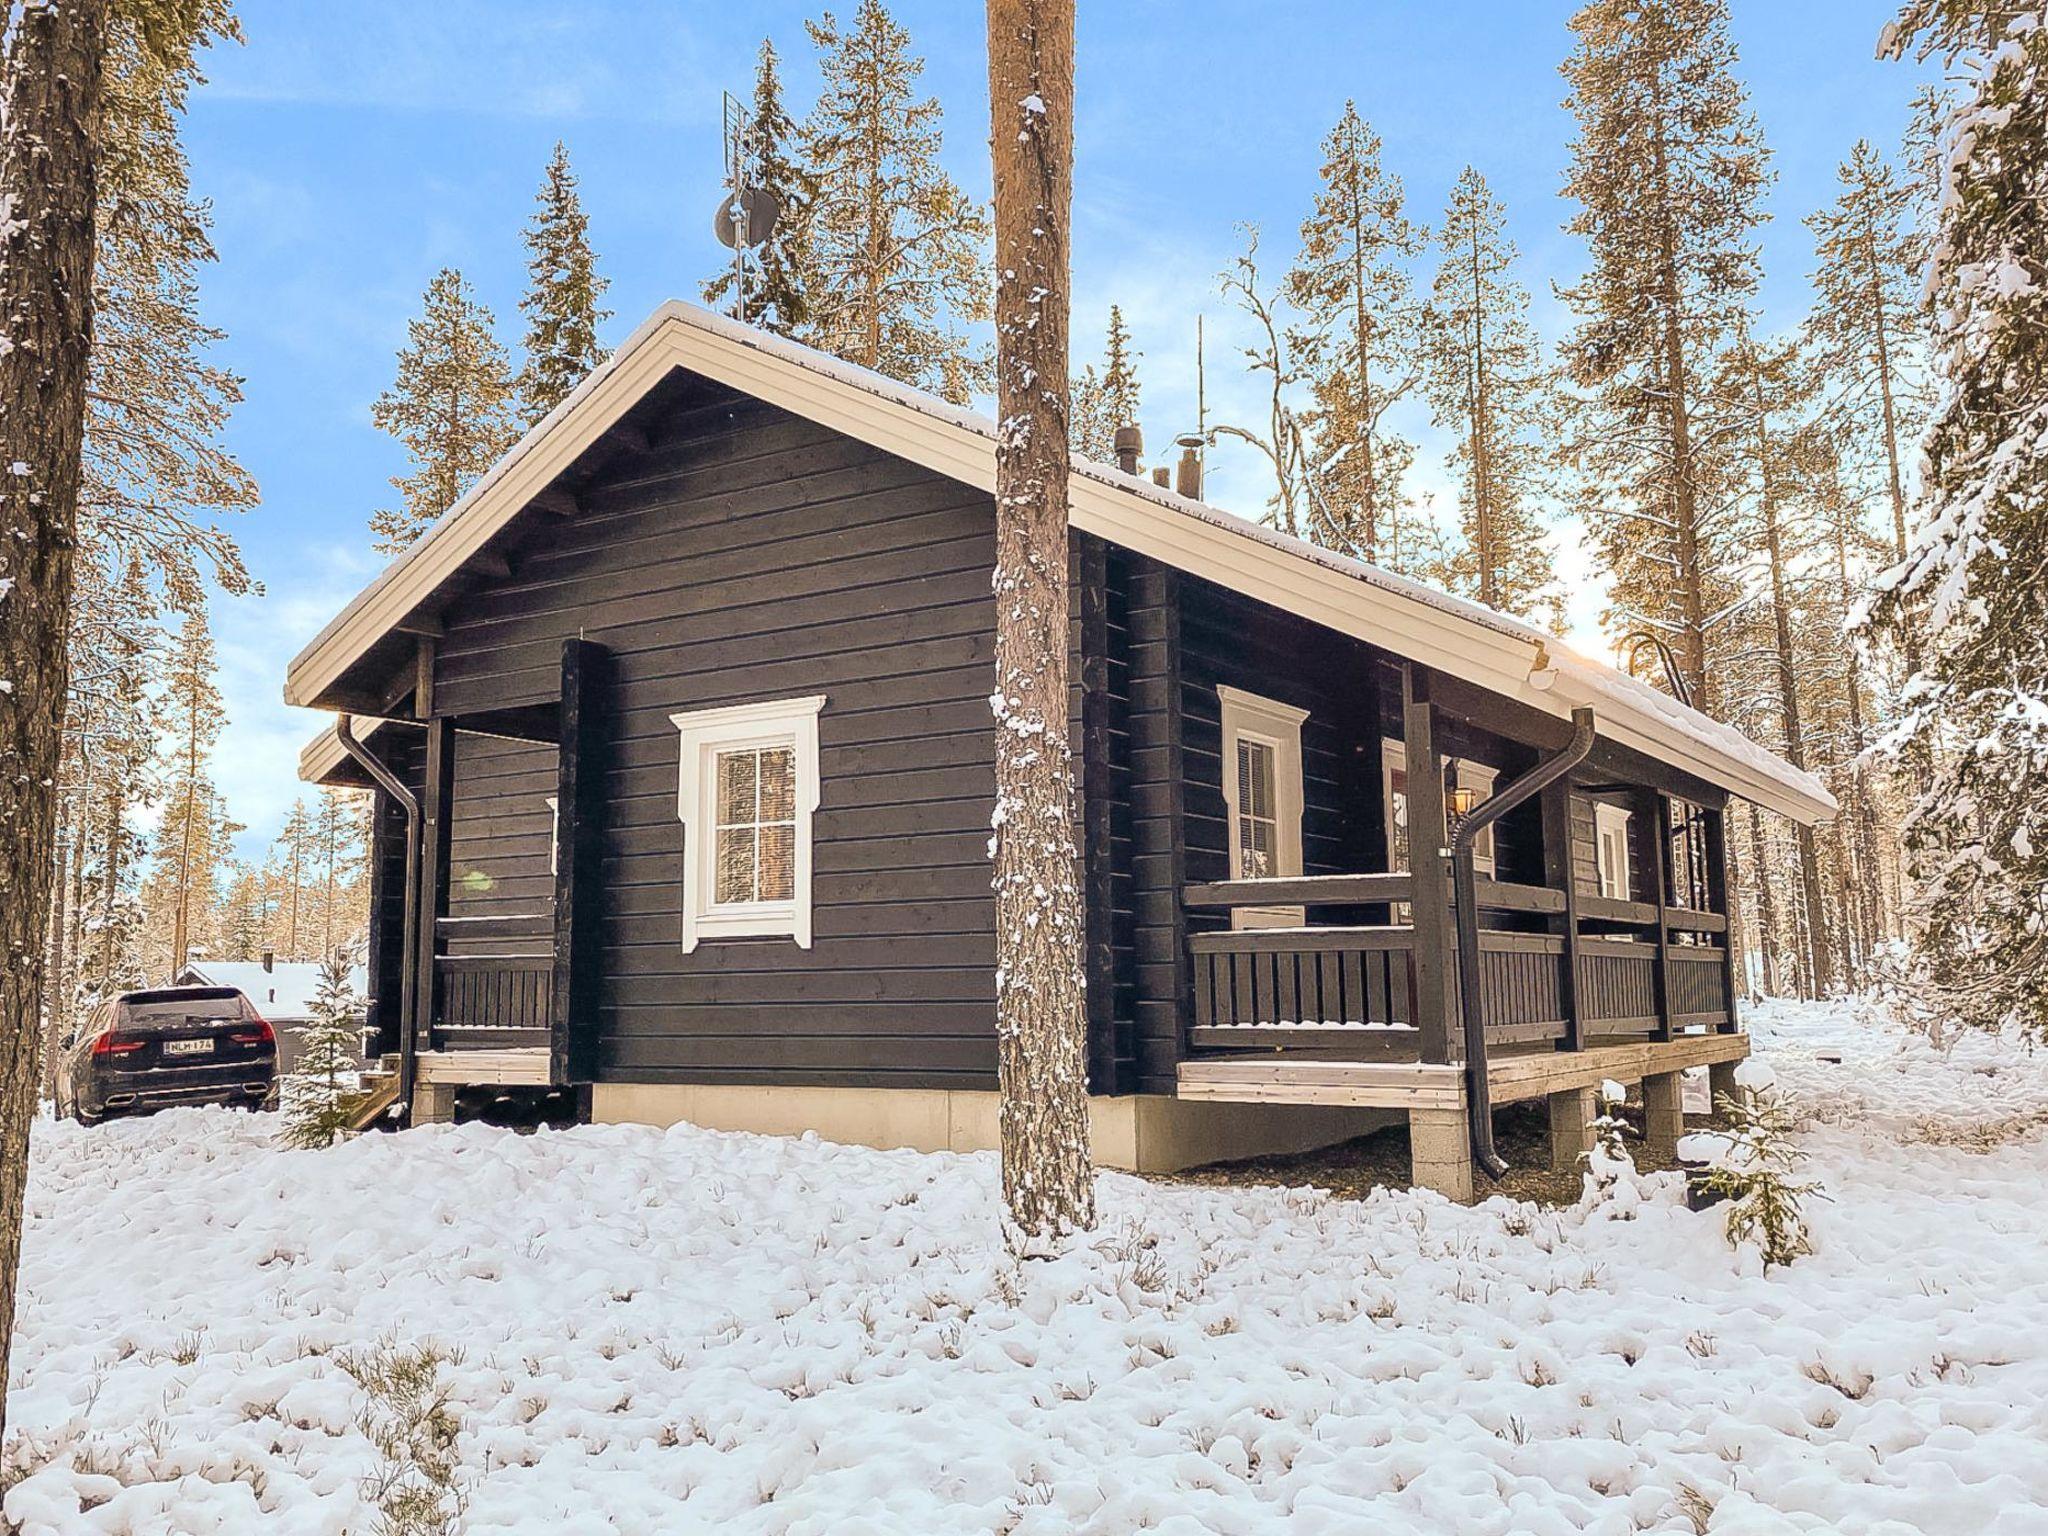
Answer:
[
  {"xmin": 370, "ymin": 268, "xmax": 518, "ymax": 555},
  {"xmin": 1559, "ymin": 0, "xmax": 1768, "ymax": 712},
  {"xmin": 1102, "ymin": 304, "xmax": 1140, "ymax": 434},
  {"xmin": 517, "ymin": 141, "xmax": 611, "ymax": 426},
  {"xmin": 801, "ymin": 0, "xmax": 992, "ymax": 401},
  {"xmin": 1285, "ymin": 102, "xmax": 1424, "ymax": 564},
  {"xmin": 1069, "ymin": 307, "xmax": 1141, "ymax": 463},
  {"xmin": 1702, "ymin": 1059, "xmax": 1819, "ymax": 1270},
  {"xmin": 284, "ymin": 949, "xmax": 365, "ymax": 1150},
  {"xmin": 986, "ymin": 0, "xmax": 1094, "ymax": 1241},
  {"xmin": 1869, "ymin": 4, "xmax": 2048, "ymax": 1038},
  {"xmin": 705, "ymin": 38, "xmax": 814, "ymax": 336},
  {"xmin": 1419, "ymin": 166, "xmax": 1559, "ymax": 621}
]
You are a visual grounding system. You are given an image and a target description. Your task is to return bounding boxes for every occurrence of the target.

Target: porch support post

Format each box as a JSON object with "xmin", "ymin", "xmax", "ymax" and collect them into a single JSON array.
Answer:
[
  {"xmin": 1409, "ymin": 1106, "xmax": 1474, "ymax": 1203},
  {"xmin": 1402, "ymin": 669, "xmax": 1453, "ymax": 1064},
  {"xmin": 1540, "ymin": 777, "xmax": 1584, "ymax": 1052},
  {"xmin": 412, "ymin": 715, "xmax": 455, "ymax": 1072},
  {"xmin": 1708, "ymin": 1058, "xmax": 1741, "ymax": 1110},
  {"xmin": 1548, "ymin": 1085, "xmax": 1596, "ymax": 1173},
  {"xmin": 1703, "ymin": 804, "xmax": 1738, "ymax": 1033},
  {"xmin": 1642, "ymin": 1070, "xmax": 1684, "ymax": 1159},
  {"xmin": 413, "ymin": 1080, "xmax": 457, "ymax": 1127},
  {"xmin": 552, "ymin": 639, "xmax": 610, "ymax": 1086},
  {"xmin": 1649, "ymin": 791, "xmax": 1674, "ymax": 1041}
]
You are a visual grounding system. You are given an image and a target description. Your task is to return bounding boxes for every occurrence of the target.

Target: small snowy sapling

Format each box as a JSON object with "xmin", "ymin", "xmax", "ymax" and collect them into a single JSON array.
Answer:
[
  {"xmin": 284, "ymin": 949, "xmax": 364, "ymax": 1150},
  {"xmin": 1700, "ymin": 1059, "xmax": 1821, "ymax": 1270},
  {"xmin": 1581, "ymin": 1078, "xmax": 1639, "ymax": 1208}
]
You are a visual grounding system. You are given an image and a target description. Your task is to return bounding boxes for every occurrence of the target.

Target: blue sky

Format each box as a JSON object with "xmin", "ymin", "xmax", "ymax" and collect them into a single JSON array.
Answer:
[{"xmin": 186, "ymin": 1, "xmax": 1932, "ymax": 858}]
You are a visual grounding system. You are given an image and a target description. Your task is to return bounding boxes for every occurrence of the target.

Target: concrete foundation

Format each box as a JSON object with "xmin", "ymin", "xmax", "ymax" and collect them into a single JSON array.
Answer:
[
  {"xmin": 588, "ymin": 1081, "xmax": 1396, "ymax": 1175},
  {"xmin": 1547, "ymin": 1085, "xmax": 1596, "ymax": 1173},
  {"xmin": 1407, "ymin": 1106, "xmax": 1475, "ymax": 1203},
  {"xmin": 412, "ymin": 1081, "xmax": 458, "ymax": 1126},
  {"xmin": 1642, "ymin": 1070, "xmax": 1685, "ymax": 1158}
]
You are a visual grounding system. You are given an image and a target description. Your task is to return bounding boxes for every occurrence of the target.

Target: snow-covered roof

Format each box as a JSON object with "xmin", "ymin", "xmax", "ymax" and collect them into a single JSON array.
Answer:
[
  {"xmin": 175, "ymin": 961, "xmax": 368, "ymax": 1020},
  {"xmin": 284, "ymin": 300, "xmax": 1835, "ymax": 825}
]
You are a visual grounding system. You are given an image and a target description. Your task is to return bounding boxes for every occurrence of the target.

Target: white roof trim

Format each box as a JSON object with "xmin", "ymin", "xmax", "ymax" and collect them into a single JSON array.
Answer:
[
  {"xmin": 298, "ymin": 716, "xmax": 390, "ymax": 786},
  {"xmin": 285, "ymin": 301, "xmax": 1836, "ymax": 826}
]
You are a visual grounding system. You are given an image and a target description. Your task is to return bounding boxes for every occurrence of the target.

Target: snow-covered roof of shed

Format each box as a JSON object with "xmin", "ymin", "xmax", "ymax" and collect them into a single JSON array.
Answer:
[
  {"xmin": 284, "ymin": 300, "xmax": 1835, "ymax": 825},
  {"xmin": 175, "ymin": 960, "xmax": 368, "ymax": 1020}
]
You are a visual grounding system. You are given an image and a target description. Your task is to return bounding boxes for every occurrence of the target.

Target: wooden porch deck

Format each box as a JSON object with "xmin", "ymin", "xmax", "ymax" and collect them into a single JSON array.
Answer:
[{"xmin": 1177, "ymin": 1029, "xmax": 1750, "ymax": 1111}]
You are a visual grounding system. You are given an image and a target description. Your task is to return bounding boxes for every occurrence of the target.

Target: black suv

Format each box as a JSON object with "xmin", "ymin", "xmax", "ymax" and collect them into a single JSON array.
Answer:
[{"xmin": 54, "ymin": 986, "xmax": 278, "ymax": 1125}]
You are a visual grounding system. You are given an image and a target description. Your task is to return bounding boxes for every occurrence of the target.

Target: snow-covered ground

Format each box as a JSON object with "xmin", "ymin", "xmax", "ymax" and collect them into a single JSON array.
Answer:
[{"xmin": 6, "ymin": 999, "xmax": 2047, "ymax": 1534}]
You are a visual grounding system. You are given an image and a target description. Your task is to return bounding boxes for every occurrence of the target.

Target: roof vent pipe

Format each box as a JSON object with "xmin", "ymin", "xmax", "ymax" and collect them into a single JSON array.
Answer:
[
  {"xmin": 1174, "ymin": 442, "xmax": 1202, "ymax": 500},
  {"xmin": 1113, "ymin": 425, "xmax": 1143, "ymax": 476},
  {"xmin": 1151, "ymin": 467, "xmax": 1171, "ymax": 489},
  {"xmin": 261, "ymin": 949, "xmax": 274, "ymax": 973}
]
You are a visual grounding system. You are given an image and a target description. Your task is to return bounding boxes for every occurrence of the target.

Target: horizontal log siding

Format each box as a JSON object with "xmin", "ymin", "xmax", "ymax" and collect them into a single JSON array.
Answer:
[
  {"xmin": 445, "ymin": 731, "xmax": 557, "ymax": 949},
  {"xmin": 430, "ymin": 384, "xmax": 1000, "ymax": 1089}
]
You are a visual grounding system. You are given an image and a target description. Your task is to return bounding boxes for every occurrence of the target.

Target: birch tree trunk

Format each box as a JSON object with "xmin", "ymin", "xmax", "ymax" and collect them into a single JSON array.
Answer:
[
  {"xmin": 0, "ymin": 0, "xmax": 111, "ymax": 1450},
  {"xmin": 986, "ymin": 0, "xmax": 1093, "ymax": 1241}
]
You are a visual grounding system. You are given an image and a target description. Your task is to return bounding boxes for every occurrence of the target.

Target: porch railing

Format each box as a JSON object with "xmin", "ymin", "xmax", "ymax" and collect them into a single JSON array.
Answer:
[
  {"xmin": 431, "ymin": 913, "xmax": 553, "ymax": 1050},
  {"xmin": 1184, "ymin": 874, "xmax": 1730, "ymax": 1060}
]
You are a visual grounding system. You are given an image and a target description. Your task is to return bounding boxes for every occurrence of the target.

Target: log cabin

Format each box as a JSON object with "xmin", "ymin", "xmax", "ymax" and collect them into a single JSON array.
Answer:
[{"xmin": 290, "ymin": 301, "xmax": 1834, "ymax": 1200}]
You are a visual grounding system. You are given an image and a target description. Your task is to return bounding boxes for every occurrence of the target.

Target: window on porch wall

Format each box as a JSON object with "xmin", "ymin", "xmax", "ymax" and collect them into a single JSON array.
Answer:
[
  {"xmin": 1378, "ymin": 741, "xmax": 1497, "ymax": 877},
  {"xmin": 1217, "ymin": 686, "xmax": 1307, "ymax": 930}
]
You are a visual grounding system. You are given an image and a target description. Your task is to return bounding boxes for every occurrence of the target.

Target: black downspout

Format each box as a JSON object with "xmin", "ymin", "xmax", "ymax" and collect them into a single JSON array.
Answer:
[
  {"xmin": 1453, "ymin": 706, "xmax": 1597, "ymax": 1180},
  {"xmin": 335, "ymin": 715, "xmax": 423, "ymax": 1115}
]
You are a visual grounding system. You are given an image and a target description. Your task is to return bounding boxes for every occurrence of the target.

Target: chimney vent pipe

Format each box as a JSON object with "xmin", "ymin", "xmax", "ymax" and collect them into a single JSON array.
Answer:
[
  {"xmin": 1112, "ymin": 425, "xmax": 1143, "ymax": 476},
  {"xmin": 1151, "ymin": 467, "xmax": 1171, "ymax": 488},
  {"xmin": 1175, "ymin": 445, "xmax": 1202, "ymax": 501},
  {"xmin": 261, "ymin": 949, "xmax": 274, "ymax": 974}
]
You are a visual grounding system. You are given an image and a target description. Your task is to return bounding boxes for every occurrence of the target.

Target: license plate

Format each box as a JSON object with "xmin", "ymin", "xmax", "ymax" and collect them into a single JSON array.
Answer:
[{"xmin": 164, "ymin": 1037, "xmax": 214, "ymax": 1057}]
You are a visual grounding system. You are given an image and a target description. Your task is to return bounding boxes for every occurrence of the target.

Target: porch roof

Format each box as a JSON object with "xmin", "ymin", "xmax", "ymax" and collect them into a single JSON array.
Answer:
[{"xmin": 284, "ymin": 300, "xmax": 1835, "ymax": 826}]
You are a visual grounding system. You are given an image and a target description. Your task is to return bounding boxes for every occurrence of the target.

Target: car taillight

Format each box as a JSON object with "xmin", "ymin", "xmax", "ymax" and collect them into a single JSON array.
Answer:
[
  {"xmin": 91, "ymin": 1031, "xmax": 146, "ymax": 1057},
  {"xmin": 230, "ymin": 1018, "xmax": 274, "ymax": 1047}
]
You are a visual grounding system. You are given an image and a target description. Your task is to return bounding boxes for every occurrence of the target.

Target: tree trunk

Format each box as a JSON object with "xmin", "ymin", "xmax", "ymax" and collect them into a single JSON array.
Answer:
[
  {"xmin": 1746, "ymin": 806, "xmax": 1781, "ymax": 995},
  {"xmin": 0, "ymin": 0, "xmax": 111, "ymax": 1453},
  {"xmin": 1749, "ymin": 358, "xmax": 1833, "ymax": 996},
  {"xmin": 986, "ymin": 0, "xmax": 1093, "ymax": 1242},
  {"xmin": 1649, "ymin": 89, "xmax": 1711, "ymax": 711}
]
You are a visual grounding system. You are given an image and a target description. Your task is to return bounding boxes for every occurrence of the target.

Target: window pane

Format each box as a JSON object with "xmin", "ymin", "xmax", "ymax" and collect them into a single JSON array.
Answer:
[
  {"xmin": 717, "ymin": 750, "xmax": 757, "ymax": 826},
  {"xmin": 715, "ymin": 825, "xmax": 756, "ymax": 904},
  {"xmin": 1237, "ymin": 739, "xmax": 1275, "ymax": 821},
  {"xmin": 1240, "ymin": 815, "xmax": 1274, "ymax": 879},
  {"xmin": 757, "ymin": 747, "xmax": 796, "ymax": 822},
  {"xmin": 758, "ymin": 823, "xmax": 796, "ymax": 902}
]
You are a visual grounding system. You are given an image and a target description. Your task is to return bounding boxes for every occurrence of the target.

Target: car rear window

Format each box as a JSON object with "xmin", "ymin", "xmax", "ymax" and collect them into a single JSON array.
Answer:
[{"xmin": 120, "ymin": 988, "xmax": 247, "ymax": 1022}]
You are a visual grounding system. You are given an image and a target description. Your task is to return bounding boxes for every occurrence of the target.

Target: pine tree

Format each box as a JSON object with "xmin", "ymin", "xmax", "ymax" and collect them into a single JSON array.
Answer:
[
  {"xmin": 517, "ymin": 142, "xmax": 610, "ymax": 426},
  {"xmin": 801, "ymin": 0, "xmax": 993, "ymax": 402},
  {"xmin": 1558, "ymin": 0, "xmax": 1768, "ymax": 712},
  {"xmin": 1216, "ymin": 228, "xmax": 1324, "ymax": 540},
  {"xmin": 284, "ymin": 948, "xmax": 365, "ymax": 1150},
  {"xmin": 313, "ymin": 787, "xmax": 368, "ymax": 959},
  {"xmin": 0, "ymin": 0, "xmax": 114, "ymax": 1451},
  {"xmin": 1068, "ymin": 362, "xmax": 1111, "ymax": 462},
  {"xmin": 1419, "ymin": 167, "xmax": 1560, "ymax": 620},
  {"xmin": 152, "ymin": 607, "xmax": 228, "ymax": 975},
  {"xmin": 704, "ymin": 38, "xmax": 814, "ymax": 336},
  {"xmin": 370, "ymin": 268, "xmax": 518, "ymax": 555},
  {"xmin": 986, "ymin": 0, "xmax": 1093, "ymax": 1241},
  {"xmin": 1806, "ymin": 140, "xmax": 1931, "ymax": 568},
  {"xmin": 1869, "ymin": 4, "xmax": 2048, "ymax": 1038},
  {"xmin": 1284, "ymin": 102, "xmax": 1424, "ymax": 563},
  {"xmin": 1701, "ymin": 1059, "xmax": 1819, "ymax": 1270},
  {"xmin": 270, "ymin": 798, "xmax": 314, "ymax": 960},
  {"xmin": 1102, "ymin": 304, "xmax": 1140, "ymax": 432}
]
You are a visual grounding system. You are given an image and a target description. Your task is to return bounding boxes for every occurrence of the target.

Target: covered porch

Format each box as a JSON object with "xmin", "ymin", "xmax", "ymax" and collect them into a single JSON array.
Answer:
[{"xmin": 1170, "ymin": 671, "xmax": 1747, "ymax": 1200}]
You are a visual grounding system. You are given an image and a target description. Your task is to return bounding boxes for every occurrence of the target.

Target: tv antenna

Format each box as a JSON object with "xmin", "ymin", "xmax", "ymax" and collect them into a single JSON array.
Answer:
[{"xmin": 712, "ymin": 89, "xmax": 780, "ymax": 325}]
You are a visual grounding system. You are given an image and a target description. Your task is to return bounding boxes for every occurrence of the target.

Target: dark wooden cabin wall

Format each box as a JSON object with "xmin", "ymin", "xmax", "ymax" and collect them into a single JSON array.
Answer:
[
  {"xmin": 428, "ymin": 383, "xmax": 1002, "ymax": 1089},
  {"xmin": 445, "ymin": 731, "xmax": 558, "ymax": 941}
]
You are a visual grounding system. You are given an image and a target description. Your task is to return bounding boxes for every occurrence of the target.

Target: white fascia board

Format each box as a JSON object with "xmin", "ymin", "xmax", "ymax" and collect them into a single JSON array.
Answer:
[{"xmin": 285, "ymin": 301, "xmax": 1837, "ymax": 827}]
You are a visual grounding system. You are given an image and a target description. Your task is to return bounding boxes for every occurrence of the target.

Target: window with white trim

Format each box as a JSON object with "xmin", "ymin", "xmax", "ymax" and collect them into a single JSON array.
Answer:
[
  {"xmin": 1595, "ymin": 802, "xmax": 1633, "ymax": 901},
  {"xmin": 672, "ymin": 695, "xmax": 825, "ymax": 952},
  {"xmin": 1218, "ymin": 686, "xmax": 1308, "ymax": 928},
  {"xmin": 1451, "ymin": 760, "xmax": 1499, "ymax": 878},
  {"xmin": 1379, "ymin": 746, "xmax": 1498, "ymax": 877}
]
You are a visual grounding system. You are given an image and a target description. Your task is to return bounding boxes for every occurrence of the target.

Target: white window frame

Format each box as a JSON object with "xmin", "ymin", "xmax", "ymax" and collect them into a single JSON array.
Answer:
[
  {"xmin": 1595, "ymin": 801, "xmax": 1633, "ymax": 902},
  {"xmin": 1218, "ymin": 685, "xmax": 1308, "ymax": 930},
  {"xmin": 1453, "ymin": 760, "xmax": 1499, "ymax": 879},
  {"xmin": 671, "ymin": 694, "xmax": 826, "ymax": 953},
  {"xmin": 544, "ymin": 796, "xmax": 559, "ymax": 876}
]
